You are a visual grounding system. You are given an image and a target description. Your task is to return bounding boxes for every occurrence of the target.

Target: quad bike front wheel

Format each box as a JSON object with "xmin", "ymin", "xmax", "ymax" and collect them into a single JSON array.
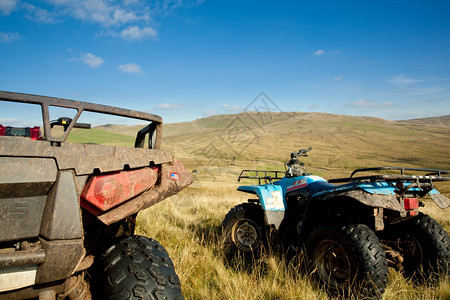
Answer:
[
  {"xmin": 99, "ymin": 235, "xmax": 183, "ymax": 300},
  {"xmin": 381, "ymin": 213, "xmax": 450, "ymax": 283},
  {"xmin": 305, "ymin": 222, "xmax": 389, "ymax": 299},
  {"xmin": 222, "ymin": 203, "xmax": 266, "ymax": 258}
]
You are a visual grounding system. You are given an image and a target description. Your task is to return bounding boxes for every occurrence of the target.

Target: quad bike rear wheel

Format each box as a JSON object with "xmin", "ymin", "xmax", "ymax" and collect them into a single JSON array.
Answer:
[
  {"xmin": 305, "ymin": 222, "xmax": 388, "ymax": 299},
  {"xmin": 99, "ymin": 235, "xmax": 183, "ymax": 300},
  {"xmin": 222, "ymin": 203, "xmax": 266, "ymax": 259},
  {"xmin": 381, "ymin": 213, "xmax": 450, "ymax": 283}
]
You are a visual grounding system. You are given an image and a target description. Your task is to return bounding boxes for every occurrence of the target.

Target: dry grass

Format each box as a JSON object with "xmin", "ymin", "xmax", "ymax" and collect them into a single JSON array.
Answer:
[{"xmin": 136, "ymin": 185, "xmax": 450, "ymax": 300}]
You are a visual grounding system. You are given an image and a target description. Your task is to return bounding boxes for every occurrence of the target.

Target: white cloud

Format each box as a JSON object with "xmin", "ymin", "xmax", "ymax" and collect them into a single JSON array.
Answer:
[
  {"xmin": 221, "ymin": 104, "xmax": 242, "ymax": 113},
  {"xmin": 351, "ymin": 99, "xmax": 394, "ymax": 108},
  {"xmin": 0, "ymin": 0, "xmax": 17, "ymax": 15},
  {"xmin": 119, "ymin": 25, "xmax": 157, "ymax": 40},
  {"xmin": 313, "ymin": 49, "xmax": 342, "ymax": 56},
  {"xmin": 4, "ymin": 1, "xmax": 202, "ymax": 42},
  {"xmin": 0, "ymin": 31, "xmax": 20, "ymax": 43},
  {"xmin": 389, "ymin": 75, "xmax": 421, "ymax": 85},
  {"xmin": 81, "ymin": 52, "xmax": 104, "ymax": 68},
  {"xmin": 313, "ymin": 49, "xmax": 326, "ymax": 56},
  {"xmin": 118, "ymin": 63, "xmax": 143, "ymax": 73},
  {"xmin": 333, "ymin": 76, "xmax": 343, "ymax": 81},
  {"xmin": 23, "ymin": 3, "xmax": 60, "ymax": 23},
  {"xmin": 156, "ymin": 103, "xmax": 180, "ymax": 110},
  {"xmin": 46, "ymin": 0, "xmax": 148, "ymax": 27},
  {"xmin": 123, "ymin": 0, "xmax": 140, "ymax": 5}
]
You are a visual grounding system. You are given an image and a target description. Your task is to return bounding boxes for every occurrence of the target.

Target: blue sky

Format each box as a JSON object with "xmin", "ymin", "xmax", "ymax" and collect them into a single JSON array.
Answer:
[{"xmin": 1, "ymin": 0, "xmax": 449, "ymax": 124}]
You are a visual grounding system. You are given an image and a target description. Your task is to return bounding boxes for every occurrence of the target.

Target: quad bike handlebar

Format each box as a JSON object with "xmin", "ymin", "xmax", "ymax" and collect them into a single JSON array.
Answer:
[
  {"xmin": 289, "ymin": 147, "xmax": 312, "ymax": 160},
  {"xmin": 286, "ymin": 147, "xmax": 312, "ymax": 177}
]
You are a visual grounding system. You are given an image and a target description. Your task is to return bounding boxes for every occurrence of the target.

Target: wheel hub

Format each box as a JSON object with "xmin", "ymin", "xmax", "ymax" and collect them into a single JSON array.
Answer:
[
  {"xmin": 234, "ymin": 220, "xmax": 258, "ymax": 250},
  {"xmin": 314, "ymin": 240, "xmax": 351, "ymax": 286}
]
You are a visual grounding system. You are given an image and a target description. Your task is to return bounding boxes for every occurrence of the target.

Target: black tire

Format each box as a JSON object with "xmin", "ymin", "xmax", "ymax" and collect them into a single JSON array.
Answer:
[
  {"xmin": 305, "ymin": 223, "xmax": 388, "ymax": 299},
  {"xmin": 222, "ymin": 203, "xmax": 266, "ymax": 258},
  {"xmin": 381, "ymin": 213, "xmax": 450, "ymax": 283},
  {"xmin": 99, "ymin": 235, "xmax": 183, "ymax": 300}
]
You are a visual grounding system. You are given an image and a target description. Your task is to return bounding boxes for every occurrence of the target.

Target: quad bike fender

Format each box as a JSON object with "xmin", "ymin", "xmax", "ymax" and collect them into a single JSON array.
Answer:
[
  {"xmin": 356, "ymin": 182, "xmax": 449, "ymax": 209},
  {"xmin": 313, "ymin": 181, "xmax": 450, "ymax": 211},
  {"xmin": 312, "ymin": 182, "xmax": 404, "ymax": 211},
  {"xmin": 318, "ymin": 189, "xmax": 404, "ymax": 212},
  {"xmin": 237, "ymin": 184, "xmax": 285, "ymax": 229},
  {"xmin": 427, "ymin": 189, "xmax": 450, "ymax": 209}
]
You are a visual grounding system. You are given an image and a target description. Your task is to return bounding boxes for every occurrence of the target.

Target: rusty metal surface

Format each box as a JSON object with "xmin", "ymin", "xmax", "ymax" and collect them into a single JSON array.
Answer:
[
  {"xmin": 0, "ymin": 136, "xmax": 173, "ymax": 176},
  {"xmin": 98, "ymin": 157, "xmax": 193, "ymax": 225}
]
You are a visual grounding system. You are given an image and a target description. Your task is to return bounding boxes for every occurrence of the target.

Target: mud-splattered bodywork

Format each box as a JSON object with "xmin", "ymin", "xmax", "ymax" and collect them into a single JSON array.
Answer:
[{"xmin": 0, "ymin": 91, "xmax": 192, "ymax": 298}]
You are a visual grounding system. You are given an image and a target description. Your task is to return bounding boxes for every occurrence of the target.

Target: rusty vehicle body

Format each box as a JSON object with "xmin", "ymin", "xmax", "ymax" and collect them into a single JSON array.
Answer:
[{"xmin": 0, "ymin": 91, "xmax": 192, "ymax": 299}]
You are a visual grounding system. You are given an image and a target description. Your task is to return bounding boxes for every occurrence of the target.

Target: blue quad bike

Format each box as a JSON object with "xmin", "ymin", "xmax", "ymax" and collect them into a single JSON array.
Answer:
[{"xmin": 222, "ymin": 147, "xmax": 450, "ymax": 299}]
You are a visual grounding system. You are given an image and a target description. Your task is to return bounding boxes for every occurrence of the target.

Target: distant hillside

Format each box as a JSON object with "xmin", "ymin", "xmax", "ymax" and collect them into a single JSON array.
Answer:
[
  {"xmin": 68, "ymin": 111, "xmax": 449, "ymax": 180},
  {"xmin": 397, "ymin": 115, "xmax": 450, "ymax": 126},
  {"xmin": 161, "ymin": 111, "xmax": 449, "ymax": 177}
]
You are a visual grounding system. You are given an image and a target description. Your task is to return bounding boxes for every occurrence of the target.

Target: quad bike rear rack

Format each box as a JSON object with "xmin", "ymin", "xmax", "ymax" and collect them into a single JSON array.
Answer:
[
  {"xmin": 238, "ymin": 170, "xmax": 286, "ymax": 184},
  {"xmin": 328, "ymin": 167, "xmax": 450, "ymax": 183}
]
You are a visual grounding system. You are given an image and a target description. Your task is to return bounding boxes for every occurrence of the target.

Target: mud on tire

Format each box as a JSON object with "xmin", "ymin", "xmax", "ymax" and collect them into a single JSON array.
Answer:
[
  {"xmin": 222, "ymin": 203, "xmax": 266, "ymax": 259},
  {"xmin": 99, "ymin": 235, "xmax": 183, "ymax": 300},
  {"xmin": 305, "ymin": 222, "xmax": 388, "ymax": 299}
]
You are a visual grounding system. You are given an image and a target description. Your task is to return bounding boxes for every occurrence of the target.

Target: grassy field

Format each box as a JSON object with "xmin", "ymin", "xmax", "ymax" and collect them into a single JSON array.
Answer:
[{"xmin": 67, "ymin": 111, "xmax": 450, "ymax": 299}]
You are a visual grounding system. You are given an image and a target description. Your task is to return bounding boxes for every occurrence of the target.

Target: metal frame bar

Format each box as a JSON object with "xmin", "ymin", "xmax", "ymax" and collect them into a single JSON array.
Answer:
[
  {"xmin": 0, "ymin": 91, "xmax": 162, "ymax": 147},
  {"xmin": 238, "ymin": 169, "xmax": 285, "ymax": 184},
  {"xmin": 329, "ymin": 166, "xmax": 450, "ymax": 183}
]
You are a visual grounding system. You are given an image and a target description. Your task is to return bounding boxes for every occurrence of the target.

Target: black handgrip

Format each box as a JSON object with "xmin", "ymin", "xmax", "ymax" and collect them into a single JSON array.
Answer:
[
  {"xmin": 298, "ymin": 147, "xmax": 312, "ymax": 155},
  {"xmin": 74, "ymin": 122, "xmax": 91, "ymax": 129},
  {"xmin": 50, "ymin": 117, "xmax": 91, "ymax": 131}
]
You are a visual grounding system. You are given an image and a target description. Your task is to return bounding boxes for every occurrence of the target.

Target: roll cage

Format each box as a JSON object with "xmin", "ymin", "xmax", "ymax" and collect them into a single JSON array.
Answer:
[{"xmin": 0, "ymin": 90, "xmax": 162, "ymax": 149}]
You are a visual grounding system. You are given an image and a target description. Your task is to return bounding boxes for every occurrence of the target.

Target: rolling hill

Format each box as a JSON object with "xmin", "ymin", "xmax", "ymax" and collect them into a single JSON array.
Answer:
[
  {"xmin": 69, "ymin": 111, "xmax": 449, "ymax": 184},
  {"xmin": 161, "ymin": 111, "xmax": 449, "ymax": 176}
]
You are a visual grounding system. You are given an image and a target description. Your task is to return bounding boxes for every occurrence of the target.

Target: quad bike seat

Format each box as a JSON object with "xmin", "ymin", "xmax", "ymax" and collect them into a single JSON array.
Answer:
[{"xmin": 307, "ymin": 180, "xmax": 355, "ymax": 196}]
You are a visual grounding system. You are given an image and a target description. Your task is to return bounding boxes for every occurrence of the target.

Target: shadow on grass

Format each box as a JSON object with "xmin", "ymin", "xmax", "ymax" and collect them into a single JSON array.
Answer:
[{"xmin": 188, "ymin": 219, "xmax": 222, "ymax": 244}]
